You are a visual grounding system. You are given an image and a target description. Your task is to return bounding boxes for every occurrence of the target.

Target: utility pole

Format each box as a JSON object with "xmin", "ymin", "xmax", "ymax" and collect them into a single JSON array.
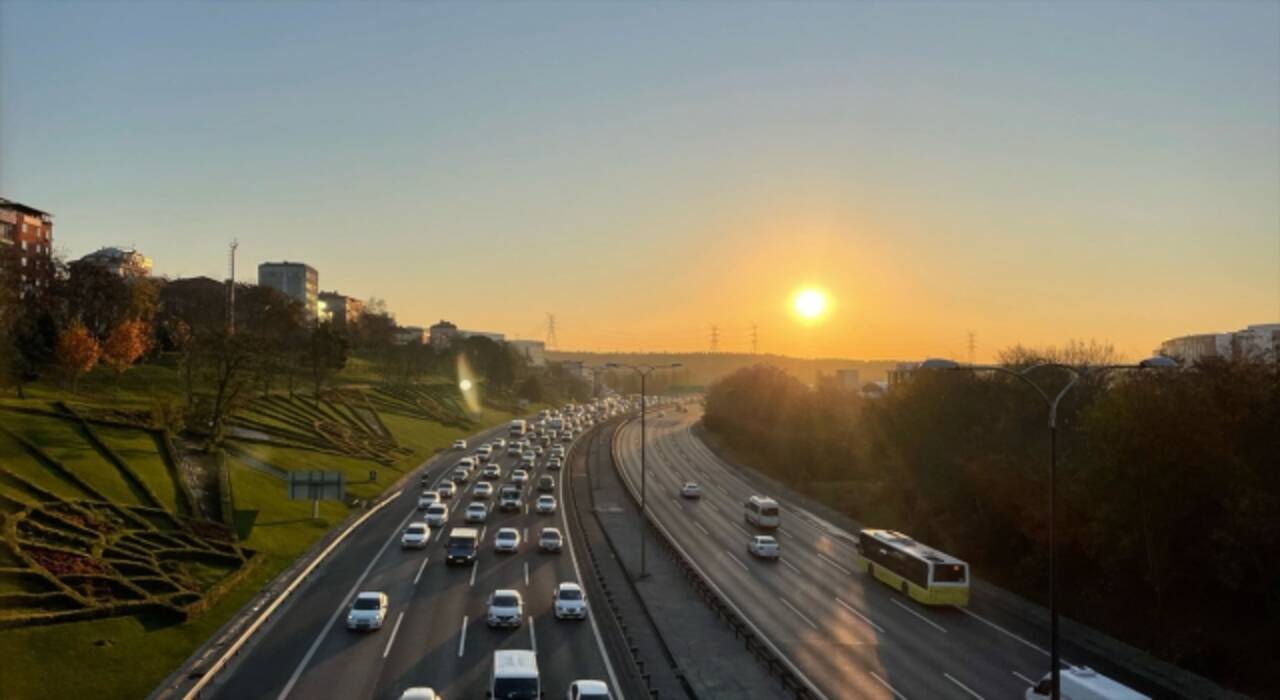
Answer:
[
  {"xmin": 227, "ymin": 240, "xmax": 238, "ymax": 334},
  {"xmin": 751, "ymin": 323, "xmax": 759, "ymax": 354},
  {"xmin": 545, "ymin": 313, "xmax": 559, "ymax": 350},
  {"xmin": 710, "ymin": 325, "xmax": 719, "ymax": 353}
]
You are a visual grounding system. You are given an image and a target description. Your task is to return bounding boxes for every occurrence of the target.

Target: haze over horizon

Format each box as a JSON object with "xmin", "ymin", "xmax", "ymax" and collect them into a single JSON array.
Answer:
[{"xmin": 3, "ymin": 1, "xmax": 1277, "ymax": 362}]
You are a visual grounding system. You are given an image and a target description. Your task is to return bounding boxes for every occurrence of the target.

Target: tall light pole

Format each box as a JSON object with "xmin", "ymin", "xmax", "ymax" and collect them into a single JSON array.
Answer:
[
  {"xmin": 920, "ymin": 355, "xmax": 1176, "ymax": 699},
  {"xmin": 607, "ymin": 361, "xmax": 682, "ymax": 579}
]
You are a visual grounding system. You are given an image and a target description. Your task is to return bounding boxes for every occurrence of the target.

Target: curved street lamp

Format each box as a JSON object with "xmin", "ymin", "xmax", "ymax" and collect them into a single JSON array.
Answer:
[
  {"xmin": 606, "ymin": 362, "xmax": 682, "ymax": 579},
  {"xmin": 920, "ymin": 355, "xmax": 1177, "ymax": 699}
]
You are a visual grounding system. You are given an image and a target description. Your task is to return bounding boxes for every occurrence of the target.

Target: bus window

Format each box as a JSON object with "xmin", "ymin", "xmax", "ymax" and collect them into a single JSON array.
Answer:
[{"xmin": 932, "ymin": 563, "xmax": 967, "ymax": 583}]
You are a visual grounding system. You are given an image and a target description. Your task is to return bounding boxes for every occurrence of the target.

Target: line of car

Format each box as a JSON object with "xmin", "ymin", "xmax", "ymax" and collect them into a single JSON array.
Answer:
[{"xmin": 344, "ymin": 400, "xmax": 623, "ymax": 700}]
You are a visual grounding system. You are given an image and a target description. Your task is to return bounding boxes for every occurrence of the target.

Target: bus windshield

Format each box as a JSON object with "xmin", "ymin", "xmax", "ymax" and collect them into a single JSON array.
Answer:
[{"xmin": 492, "ymin": 678, "xmax": 538, "ymax": 699}]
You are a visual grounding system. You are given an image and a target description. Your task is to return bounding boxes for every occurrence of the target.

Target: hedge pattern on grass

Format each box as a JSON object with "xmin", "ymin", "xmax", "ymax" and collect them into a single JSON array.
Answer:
[
  {"xmin": 367, "ymin": 383, "xmax": 474, "ymax": 429},
  {"xmin": 229, "ymin": 393, "xmax": 413, "ymax": 466},
  {"xmin": 0, "ymin": 419, "xmax": 256, "ymax": 629}
]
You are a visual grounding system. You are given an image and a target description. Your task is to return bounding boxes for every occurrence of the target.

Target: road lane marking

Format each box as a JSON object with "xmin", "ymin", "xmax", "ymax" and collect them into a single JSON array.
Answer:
[
  {"xmin": 732, "ymin": 522, "xmax": 752, "ymax": 538},
  {"xmin": 835, "ymin": 597, "xmax": 886, "ymax": 634},
  {"xmin": 944, "ymin": 672, "xmax": 985, "ymax": 699},
  {"xmin": 707, "ymin": 502, "xmax": 721, "ymax": 514},
  {"xmin": 413, "ymin": 556, "xmax": 430, "ymax": 585},
  {"xmin": 457, "ymin": 616, "xmax": 468, "ymax": 657},
  {"xmin": 524, "ymin": 561, "xmax": 529, "ymax": 586},
  {"xmin": 890, "ymin": 598, "xmax": 947, "ymax": 633},
  {"xmin": 694, "ymin": 521, "xmax": 710, "ymax": 536},
  {"xmin": 382, "ymin": 611, "xmax": 404, "ymax": 658},
  {"xmin": 780, "ymin": 558, "xmax": 802, "ymax": 575},
  {"xmin": 480, "ymin": 525, "xmax": 487, "ymax": 542},
  {"xmin": 724, "ymin": 550, "xmax": 750, "ymax": 572},
  {"xmin": 956, "ymin": 606, "xmax": 1050, "ymax": 657},
  {"xmin": 777, "ymin": 528, "xmax": 796, "ymax": 540},
  {"xmin": 277, "ymin": 505, "xmax": 418, "ymax": 700},
  {"xmin": 469, "ymin": 560, "xmax": 480, "ymax": 587},
  {"xmin": 1012, "ymin": 671, "xmax": 1036, "ymax": 686},
  {"xmin": 869, "ymin": 671, "xmax": 908, "ymax": 700},
  {"xmin": 779, "ymin": 597, "xmax": 819, "ymax": 631},
  {"xmin": 817, "ymin": 553, "xmax": 853, "ymax": 575},
  {"xmin": 529, "ymin": 616, "xmax": 537, "ymax": 652},
  {"xmin": 523, "ymin": 527, "xmax": 528, "ymax": 542}
]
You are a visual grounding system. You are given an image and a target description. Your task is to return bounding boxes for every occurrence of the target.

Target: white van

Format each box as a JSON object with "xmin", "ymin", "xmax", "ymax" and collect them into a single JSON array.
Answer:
[
  {"xmin": 744, "ymin": 495, "xmax": 781, "ymax": 529},
  {"xmin": 488, "ymin": 649, "xmax": 539, "ymax": 699},
  {"xmin": 1024, "ymin": 667, "xmax": 1150, "ymax": 700}
]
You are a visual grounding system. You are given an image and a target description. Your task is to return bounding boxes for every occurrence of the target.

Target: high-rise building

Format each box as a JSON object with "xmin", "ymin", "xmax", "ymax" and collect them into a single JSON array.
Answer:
[
  {"xmin": 0, "ymin": 197, "xmax": 54, "ymax": 293},
  {"xmin": 318, "ymin": 291, "xmax": 363, "ymax": 333},
  {"xmin": 77, "ymin": 246, "xmax": 153, "ymax": 278},
  {"xmin": 258, "ymin": 261, "xmax": 318, "ymax": 321}
]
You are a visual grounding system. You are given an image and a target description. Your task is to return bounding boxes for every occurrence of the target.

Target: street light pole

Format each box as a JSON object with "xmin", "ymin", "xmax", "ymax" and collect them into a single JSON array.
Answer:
[
  {"xmin": 920, "ymin": 355, "xmax": 1175, "ymax": 700},
  {"xmin": 607, "ymin": 361, "xmax": 681, "ymax": 580}
]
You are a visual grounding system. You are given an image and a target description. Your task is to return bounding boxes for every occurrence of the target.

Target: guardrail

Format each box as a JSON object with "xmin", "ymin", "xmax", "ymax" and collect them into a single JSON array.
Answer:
[{"xmin": 610, "ymin": 417, "xmax": 827, "ymax": 700}]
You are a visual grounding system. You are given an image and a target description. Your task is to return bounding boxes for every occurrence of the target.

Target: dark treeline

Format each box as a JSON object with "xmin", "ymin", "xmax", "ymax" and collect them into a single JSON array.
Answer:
[{"xmin": 703, "ymin": 354, "xmax": 1279, "ymax": 696}]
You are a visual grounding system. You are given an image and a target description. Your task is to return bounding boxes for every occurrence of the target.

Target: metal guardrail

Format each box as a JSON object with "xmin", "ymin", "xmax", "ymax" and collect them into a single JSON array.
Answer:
[{"xmin": 610, "ymin": 417, "xmax": 827, "ymax": 700}]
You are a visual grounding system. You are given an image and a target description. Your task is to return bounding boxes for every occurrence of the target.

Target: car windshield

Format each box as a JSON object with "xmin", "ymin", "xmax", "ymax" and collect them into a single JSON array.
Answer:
[
  {"xmin": 492, "ymin": 678, "xmax": 538, "ymax": 699},
  {"xmin": 407, "ymin": 525, "xmax": 426, "ymax": 533},
  {"xmin": 447, "ymin": 537, "xmax": 474, "ymax": 548},
  {"xmin": 558, "ymin": 589, "xmax": 582, "ymax": 600},
  {"xmin": 493, "ymin": 595, "xmax": 519, "ymax": 607},
  {"xmin": 353, "ymin": 598, "xmax": 380, "ymax": 610}
]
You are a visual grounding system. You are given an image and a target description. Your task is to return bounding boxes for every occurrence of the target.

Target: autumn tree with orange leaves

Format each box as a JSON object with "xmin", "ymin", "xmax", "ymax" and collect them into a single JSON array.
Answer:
[
  {"xmin": 55, "ymin": 323, "xmax": 101, "ymax": 394},
  {"xmin": 101, "ymin": 319, "xmax": 153, "ymax": 384}
]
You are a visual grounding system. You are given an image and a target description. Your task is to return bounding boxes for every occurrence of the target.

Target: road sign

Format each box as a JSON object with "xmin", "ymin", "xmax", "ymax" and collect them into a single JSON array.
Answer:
[{"xmin": 288, "ymin": 470, "xmax": 345, "ymax": 519}]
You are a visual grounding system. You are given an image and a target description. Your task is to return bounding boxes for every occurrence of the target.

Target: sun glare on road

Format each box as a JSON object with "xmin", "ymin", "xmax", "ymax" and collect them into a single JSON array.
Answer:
[{"xmin": 793, "ymin": 288, "xmax": 828, "ymax": 320}]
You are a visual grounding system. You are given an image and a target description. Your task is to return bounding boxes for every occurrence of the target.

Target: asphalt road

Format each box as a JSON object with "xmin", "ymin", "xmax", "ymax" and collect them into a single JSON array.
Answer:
[
  {"xmin": 212, "ymin": 421, "xmax": 621, "ymax": 700},
  {"xmin": 615, "ymin": 407, "xmax": 1076, "ymax": 700}
]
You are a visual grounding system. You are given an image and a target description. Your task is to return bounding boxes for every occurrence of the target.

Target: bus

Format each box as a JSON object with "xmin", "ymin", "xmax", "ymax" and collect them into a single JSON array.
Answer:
[
  {"xmin": 509, "ymin": 419, "xmax": 527, "ymax": 437},
  {"xmin": 855, "ymin": 529, "xmax": 969, "ymax": 606}
]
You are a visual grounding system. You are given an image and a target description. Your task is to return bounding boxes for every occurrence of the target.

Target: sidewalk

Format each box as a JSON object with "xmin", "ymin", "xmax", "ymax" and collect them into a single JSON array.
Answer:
[{"xmin": 578, "ymin": 421, "xmax": 783, "ymax": 699}]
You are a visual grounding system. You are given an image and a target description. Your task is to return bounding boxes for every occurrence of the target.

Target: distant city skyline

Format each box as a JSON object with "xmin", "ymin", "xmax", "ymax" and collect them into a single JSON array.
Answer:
[{"xmin": 3, "ymin": 1, "xmax": 1277, "ymax": 361}]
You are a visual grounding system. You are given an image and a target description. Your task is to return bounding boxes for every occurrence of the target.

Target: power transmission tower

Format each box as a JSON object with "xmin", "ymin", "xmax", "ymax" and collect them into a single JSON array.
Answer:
[
  {"xmin": 545, "ymin": 313, "xmax": 559, "ymax": 350},
  {"xmin": 227, "ymin": 240, "xmax": 238, "ymax": 334},
  {"xmin": 710, "ymin": 325, "xmax": 720, "ymax": 353},
  {"xmin": 968, "ymin": 331, "xmax": 976, "ymax": 365},
  {"xmin": 751, "ymin": 323, "xmax": 759, "ymax": 354}
]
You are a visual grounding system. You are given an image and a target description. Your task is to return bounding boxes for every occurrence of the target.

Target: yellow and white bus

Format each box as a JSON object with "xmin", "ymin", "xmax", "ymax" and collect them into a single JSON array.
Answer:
[{"xmin": 856, "ymin": 529, "xmax": 970, "ymax": 606}]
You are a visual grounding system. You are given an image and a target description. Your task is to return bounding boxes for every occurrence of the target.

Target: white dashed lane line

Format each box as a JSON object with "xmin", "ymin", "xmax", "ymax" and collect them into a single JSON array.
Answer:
[
  {"xmin": 413, "ymin": 556, "xmax": 430, "ymax": 585},
  {"xmin": 944, "ymin": 672, "xmax": 985, "ymax": 699},
  {"xmin": 382, "ymin": 611, "xmax": 404, "ymax": 658},
  {"xmin": 817, "ymin": 553, "xmax": 853, "ymax": 575},
  {"xmin": 724, "ymin": 550, "xmax": 750, "ymax": 572},
  {"xmin": 870, "ymin": 671, "xmax": 908, "ymax": 700},
  {"xmin": 457, "ymin": 616, "xmax": 468, "ymax": 657},
  {"xmin": 694, "ymin": 521, "xmax": 710, "ymax": 536},
  {"xmin": 890, "ymin": 598, "xmax": 947, "ymax": 633},
  {"xmin": 835, "ymin": 597, "xmax": 886, "ymax": 634},
  {"xmin": 779, "ymin": 597, "xmax": 819, "ymax": 631},
  {"xmin": 780, "ymin": 558, "xmax": 802, "ymax": 575}
]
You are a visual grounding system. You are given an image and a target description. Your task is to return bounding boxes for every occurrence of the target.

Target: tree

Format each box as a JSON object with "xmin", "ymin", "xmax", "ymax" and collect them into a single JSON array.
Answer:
[
  {"xmin": 189, "ymin": 330, "xmax": 260, "ymax": 449},
  {"xmin": 306, "ymin": 322, "xmax": 349, "ymax": 405},
  {"xmin": 101, "ymin": 319, "xmax": 152, "ymax": 383},
  {"xmin": 56, "ymin": 323, "xmax": 101, "ymax": 393},
  {"xmin": 62, "ymin": 259, "xmax": 133, "ymax": 338},
  {"xmin": 518, "ymin": 376, "xmax": 544, "ymax": 403}
]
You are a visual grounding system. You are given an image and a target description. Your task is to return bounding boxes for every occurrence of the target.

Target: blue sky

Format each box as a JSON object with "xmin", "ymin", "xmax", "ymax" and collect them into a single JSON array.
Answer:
[{"xmin": 2, "ymin": 1, "xmax": 1277, "ymax": 359}]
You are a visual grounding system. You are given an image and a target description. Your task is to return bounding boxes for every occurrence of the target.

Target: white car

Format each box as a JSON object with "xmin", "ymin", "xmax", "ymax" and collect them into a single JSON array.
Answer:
[
  {"xmin": 748, "ymin": 535, "xmax": 780, "ymax": 559},
  {"xmin": 397, "ymin": 689, "xmax": 439, "ymax": 700},
  {"xmin": 511, "ymin": 469, "xmax": 529, "ymax": 485},
  {"xmin": 401, "ymin": 522, "xmax": 429, "ymax": 549},
  {"xmin": 506, "ymin": 444, "xmax": 522, "ymax": 457},
  {"xmin": 437, "ymin": 481, "xmax": 456, "ymax": 499},
  {"xmin": 346, "ymin": 591, "xmax": 388, "ymax": 631},
  {"xmin": 546, "ymin": 457, "xmax": 563, "ymax": 471},
  {"xmin": 465, "ymin": 502, "xmax": 489, "ymax": 523},
  {"xmin": 567, "ymin": 680, "xmax": 611, "ymax": 700},
  {"xmin": 473, "ymin": 482, "xmax": 494, "ymax": 499},
  {"xmin": 452, "ymin": 439, "xmax": 467, "ymax": 450},
  {"xmin": 534, "ymin": 445, "xmax": 545, "ymax": 455},
  {"xmin": 493, "ymin": 527, "xmax": 521, "ymax": 553},
  {"xmin": 425, "ymin": 503, "xmax": 449, "ymax": 527},
  {"xmin": 521, "ymin": 451, "xmax": 537, "ymax": 464},
  {"xmin": 452, "ymin": 468, "xmax": 470, "ymax": 483},
  {"xmin": 536, "ymin": 495, "xmax": 557, "ymax": 514},
  {"xmin": 482, "ymin": 464, "xmax": 502, "ymax": 480},
  {"xmin": 417, "ymin": 494, "xmax": 437, "ymax": 510},
  {"xmin": 492, "ymin": 438, "xmax": 506, "ymax": 449},
  {"xmin": 539, "ymin": 527, "xmax": 563, "ymax": 553},
  {"xmin": 680, "ymin": 482, "xmax": 702, "ymax": 499},
  {"xmin": 486, "ymin": 589, "xmax": 524, "ymax": 628},
  {"xmin": 553, "ymin": 582, "xmax": 587, "ymax": 620}
]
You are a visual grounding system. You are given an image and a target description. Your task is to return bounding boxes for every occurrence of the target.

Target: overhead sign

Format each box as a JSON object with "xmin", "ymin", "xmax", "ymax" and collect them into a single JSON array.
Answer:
[{"xmin": 287, "ymin": 470, "xmax": 345, "ymax": 502}]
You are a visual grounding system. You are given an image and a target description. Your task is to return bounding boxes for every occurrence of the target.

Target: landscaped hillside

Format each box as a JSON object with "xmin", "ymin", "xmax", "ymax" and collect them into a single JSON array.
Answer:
[{"xmin": 0, "ymin": 364, "xmax": 527, "ymax": 699}]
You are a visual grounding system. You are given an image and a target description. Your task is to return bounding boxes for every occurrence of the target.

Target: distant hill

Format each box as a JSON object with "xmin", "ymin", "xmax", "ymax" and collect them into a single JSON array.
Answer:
[{"xmin": 545, "ymin": 350, "xmax": 907, "ymax": 387}]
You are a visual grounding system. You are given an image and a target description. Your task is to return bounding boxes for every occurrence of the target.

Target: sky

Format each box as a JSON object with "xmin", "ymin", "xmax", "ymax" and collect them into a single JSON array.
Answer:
[{"xmin": 2, "ymin": 1, "xmax": 1277, "ymax": 362}]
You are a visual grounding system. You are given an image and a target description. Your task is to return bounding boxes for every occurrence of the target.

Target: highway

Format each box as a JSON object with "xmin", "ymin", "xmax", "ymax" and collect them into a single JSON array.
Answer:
[
  {"xmin": 614, "ymin": 407, "xmax": 1075, "ymax": 700},
  {"xmin": 211, "ymin": 422, "xmax": 621, "ymax": 700}
]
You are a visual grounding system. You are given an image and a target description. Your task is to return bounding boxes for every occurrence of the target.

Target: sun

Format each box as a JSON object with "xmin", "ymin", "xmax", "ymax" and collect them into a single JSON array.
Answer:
[{"xmin": 793, "ymin": 288, "xmax": 827, "ymax": 320}]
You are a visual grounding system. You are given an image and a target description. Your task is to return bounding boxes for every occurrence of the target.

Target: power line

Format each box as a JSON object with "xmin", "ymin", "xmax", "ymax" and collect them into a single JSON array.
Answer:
[
  {"xmin": 751, "ymin": 323, "xmax": 759, "ymax": 354},
  {"xmin": 710, "ymin": 324, "xmax": 720, "ymax": 353}
]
